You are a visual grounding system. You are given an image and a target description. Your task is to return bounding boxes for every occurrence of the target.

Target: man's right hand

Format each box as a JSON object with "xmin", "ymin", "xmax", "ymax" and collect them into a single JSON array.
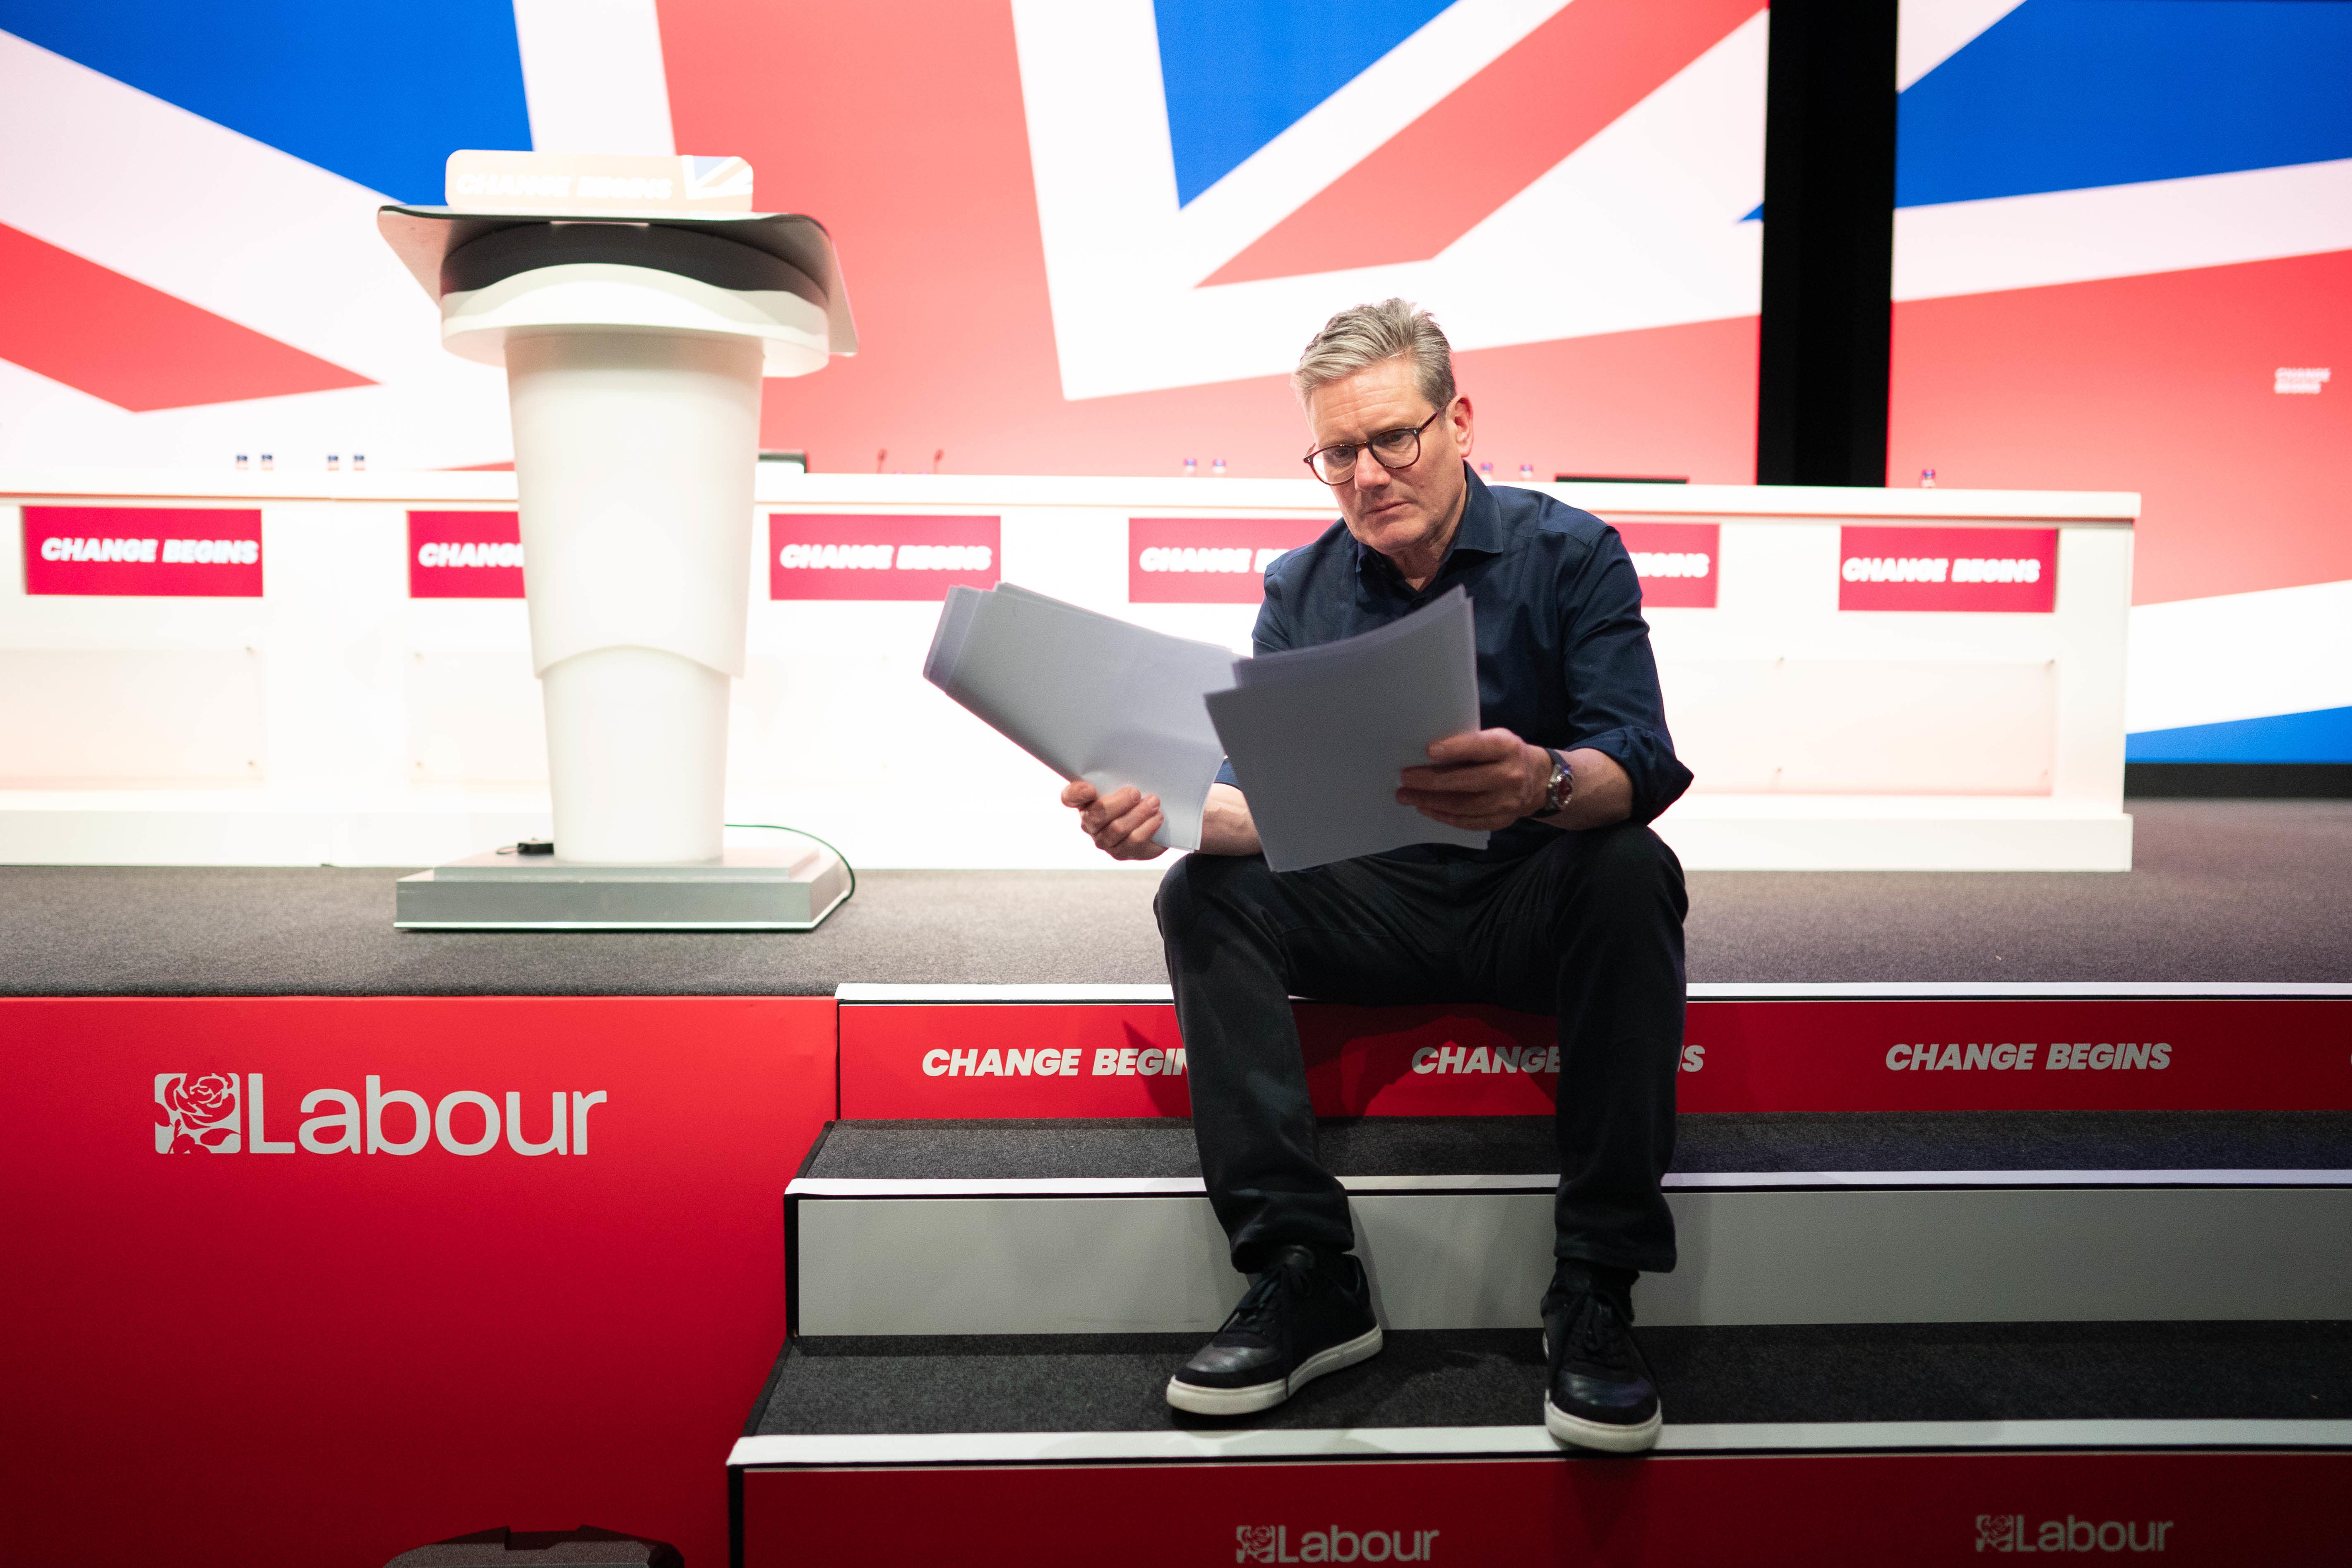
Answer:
[{"xmin": 1062, "ymin": 780, "xmax": 1168, "ymax": 861}]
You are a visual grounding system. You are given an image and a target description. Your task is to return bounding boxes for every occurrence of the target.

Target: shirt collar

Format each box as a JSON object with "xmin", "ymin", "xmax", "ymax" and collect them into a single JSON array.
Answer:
[{"xmin": 1350, "ymin": 462, "xmax": 1504, "ymax": 587}]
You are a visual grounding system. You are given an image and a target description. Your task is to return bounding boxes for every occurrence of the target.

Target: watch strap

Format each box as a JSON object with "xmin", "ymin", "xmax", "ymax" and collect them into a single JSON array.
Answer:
[{"xmin": 1541, "ymin": 747, "xmax": 1573, "ymax": 816}]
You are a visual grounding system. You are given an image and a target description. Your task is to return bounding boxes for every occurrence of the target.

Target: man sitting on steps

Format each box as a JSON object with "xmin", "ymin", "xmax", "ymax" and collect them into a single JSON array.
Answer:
[{"xmin": 1060, "ymin": 298, "xmax": 1693, "ymax": 1453}]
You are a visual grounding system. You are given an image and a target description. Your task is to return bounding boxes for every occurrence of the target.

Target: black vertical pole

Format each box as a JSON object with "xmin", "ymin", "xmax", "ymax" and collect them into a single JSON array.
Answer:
[{"xmin": 1756, "ymin": 0, "xmax": 1900, "ymax": 486}]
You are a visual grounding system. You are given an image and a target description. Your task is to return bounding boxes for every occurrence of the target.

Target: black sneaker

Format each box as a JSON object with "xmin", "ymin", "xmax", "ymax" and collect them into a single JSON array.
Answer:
[
  {"xmin": 1165, "ymin": 1244, "xmax": 1383, "ymax": 1416},
  {"xmin": 1540, "ymin": 1268, "xmax": 1662, "ymax": 1453}
]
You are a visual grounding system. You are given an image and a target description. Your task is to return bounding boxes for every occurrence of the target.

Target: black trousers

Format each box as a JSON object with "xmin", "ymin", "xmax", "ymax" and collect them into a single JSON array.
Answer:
[{"xmin": 1154, "ymin": 822, "xmax": 1687, "ymax": 1276}]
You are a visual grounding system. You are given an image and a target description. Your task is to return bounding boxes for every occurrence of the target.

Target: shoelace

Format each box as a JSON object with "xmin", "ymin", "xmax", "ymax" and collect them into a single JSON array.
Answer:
[
  {"xmin": 1216, "ymin": 1253, "xmax": 1312, "ymax": 1346},
  {"xmin": 1555, "ymin": 1290, "xmax": 1635, "ymax": 1371}
]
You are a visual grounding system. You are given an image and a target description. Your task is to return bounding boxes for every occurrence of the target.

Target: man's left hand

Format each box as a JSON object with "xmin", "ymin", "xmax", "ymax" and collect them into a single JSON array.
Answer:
[{"xmin": 1398, "ymin": 729, "xmax": 1550, "ymax": 829}]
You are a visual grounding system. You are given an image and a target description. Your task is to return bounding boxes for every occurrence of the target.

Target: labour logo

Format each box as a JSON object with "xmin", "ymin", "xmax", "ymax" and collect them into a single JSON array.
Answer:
[
  {"xmin": 1976, "ymin": 1515, "xmax": 2023, "ymax": 1552},
  {"xmin": 1976, "ymin": 1513, "xmax": 2173, "ymax": 1553},
  {"xmin": 1233, "ymin": 1523, "xmax": 1438, "ymax": 1561},
  {"xmin": 155, "ymin": 1072, "xmax": 242, "ymax": 1153}
]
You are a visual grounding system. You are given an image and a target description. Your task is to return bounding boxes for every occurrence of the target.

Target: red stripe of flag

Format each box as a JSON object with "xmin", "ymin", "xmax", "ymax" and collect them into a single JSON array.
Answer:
[
  {"xmin": 0, "ymin": 221, "xmax": 373, "ymax": 412},
  {"xmin": 1203, "ymin": 0, "xmax": 1763, "ymax": 286}
]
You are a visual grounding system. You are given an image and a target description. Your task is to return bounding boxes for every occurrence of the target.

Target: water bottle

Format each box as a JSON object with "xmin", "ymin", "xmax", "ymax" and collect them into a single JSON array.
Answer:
[
  {"xmin": 326, "ymin": 454, "xmax": 339, "ymax": 472},
  {"xmin": 353, "ymin": 454, "xmax": 366, "ymax": 472},
  {"xmin": 1478, "ymin": 461, "xmax": 1493, "ymax": 478},
  {"xmin": 1920, "ymin": 468, "xmax": 1936, "ymax": 489},
  {"xmin": 1211, "ymin": 458, "xmax": 1226, "ymax": 477},
  {"xmin": 259, "ymin": 453, "xmax": 274, "ymax": 472},
  {"xmin": 235, "ymin": 454, "xmax": 249, "ymax": 472},
  {"xmin": 1183, "ymin": 457, "xmax": 1197, "ymax": 477},
  {"xmin": 1518, "ymin": 463, "xmax": 1535, "ymax": 480}
]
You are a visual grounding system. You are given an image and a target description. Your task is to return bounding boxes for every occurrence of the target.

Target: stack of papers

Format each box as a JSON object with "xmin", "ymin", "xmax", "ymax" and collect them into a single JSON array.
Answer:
[
  {"xmin": 924, "ymin": 583, "xmax": 1235, "ymax": 849},
  {"xmin": 923, "ymin": 583, "xmax": 1487, "ymax": 869},
  {"xmin": 1206, "ymin": 587, "xmax": 1487, "ymax": 870}
]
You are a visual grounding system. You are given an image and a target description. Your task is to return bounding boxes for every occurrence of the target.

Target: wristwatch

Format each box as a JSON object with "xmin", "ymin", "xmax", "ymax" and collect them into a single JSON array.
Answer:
[{"xmin": 1538, "ymin": 747, "xmax": 1573, "ymax": 817}]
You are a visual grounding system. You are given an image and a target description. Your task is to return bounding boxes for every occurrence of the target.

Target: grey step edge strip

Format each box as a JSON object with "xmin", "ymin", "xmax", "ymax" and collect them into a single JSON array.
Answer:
[
  {"xmin": 788, "ymin": 1170, "xmax": 2352, "ymax": 1198},
  {"xmin": 730, "ymin": 1417, "xmax": 2352, "ymax": 1470}
]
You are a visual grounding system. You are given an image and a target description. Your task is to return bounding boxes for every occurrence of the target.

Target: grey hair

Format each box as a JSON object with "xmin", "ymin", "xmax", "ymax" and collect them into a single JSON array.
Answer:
[{"xmin": 1291, "ymin": 298, "xmax": 1456, "ymax": 411}]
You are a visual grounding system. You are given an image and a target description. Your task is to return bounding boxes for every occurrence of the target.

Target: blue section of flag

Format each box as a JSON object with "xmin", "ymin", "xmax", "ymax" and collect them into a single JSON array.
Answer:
[
  {"xmin": 1896, "ymin": 0, "xmax": 2352, "ymax": 209},
  {"xmin": 0, "ymin": 0, "xmax": 532, "ymax": 203},
  {"xmin": 1156, "ymin": 0, "xmax": 1453, "ymax": 206},
  {"xmin": 2126, "ymin": 705, "xmax": 2352, "ymax": 765}
]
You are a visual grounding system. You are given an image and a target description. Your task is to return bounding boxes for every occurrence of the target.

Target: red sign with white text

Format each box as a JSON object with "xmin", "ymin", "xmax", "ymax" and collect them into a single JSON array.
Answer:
[
  {"xmin": 746, "ymin": 1451, "xmax": 2352, "ymax": 1568},
  {"xmin": 837, "ymin": 998, "xmax": 2352, "ymax": 1118},
  {"xmin": 408, "ymin": 510, "xmax": 524, "ymax": 598},
  {"xmin": 768, "ymin": 513, "xmax": 999, "ymax": 600},
  {"xmin": 4, "ymin": 995, "xmax": 836, "ymax": 1568},
  {"xmin": 23, "ymin": 505, "xmax": 263, "ymax": 596},
  {"xmin": 1128, "ymin": 516, "xmax": 1331, "ymax": 603},
  {"xmin": 1840, "ymin": 526, "xmax": 2058, "ymax": 612},
  {"xmin": 1614, "ymin": 519, "xmax": 1720, "ymax": 608}
]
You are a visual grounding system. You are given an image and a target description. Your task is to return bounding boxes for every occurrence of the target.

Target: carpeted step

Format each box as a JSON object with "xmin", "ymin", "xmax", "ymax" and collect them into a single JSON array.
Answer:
[{"xmin": 741, "ymin": 1322, "xmax": 2352, "ymax": 1447}]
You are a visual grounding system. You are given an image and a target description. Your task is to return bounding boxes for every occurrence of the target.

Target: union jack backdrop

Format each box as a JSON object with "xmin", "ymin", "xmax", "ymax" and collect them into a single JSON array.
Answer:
[
  {"xmin": 1889, "ymin": 0, "xmax": 2352, "ymax": 763},
  {"xmin": 0, "ymin": 0, "xmax": 1765, "ymax": 482},
  {"xmin": 1, "ymin": 0, "xmax": 2345, "ymax": 758}
]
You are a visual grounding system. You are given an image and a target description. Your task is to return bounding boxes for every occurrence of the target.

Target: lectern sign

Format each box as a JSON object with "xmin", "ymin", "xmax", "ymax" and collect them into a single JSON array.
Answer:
[
  {"xmin": 1128, "ymin": 517, "xmax": 1329, "ymax": 603},
  {"xmin": 1839, "ymin": 526, "xmax": 2059, "ymax": 613},
  {"xmin": 22, "ymin": 505, "xmax": 263, "ymax": 596},
  {"xmin": 768, "ymin": 514, "xmax": 1000, "ymax": 601},
  {"xmin": 408, "ymin": 511, "xmax": 524, "ymax": 598}
]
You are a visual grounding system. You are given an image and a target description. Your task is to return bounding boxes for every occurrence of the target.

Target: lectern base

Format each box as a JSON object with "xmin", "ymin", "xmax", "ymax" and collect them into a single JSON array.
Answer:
[{"xmin": 394, "ymin": 843, "xmax": 850, "ymax": 931}]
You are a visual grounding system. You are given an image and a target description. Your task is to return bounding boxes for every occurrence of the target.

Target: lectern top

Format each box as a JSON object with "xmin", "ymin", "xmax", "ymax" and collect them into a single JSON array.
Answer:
[{"xmin": 377, "ymin": 205, "xmax": 857, "ymax": 356}]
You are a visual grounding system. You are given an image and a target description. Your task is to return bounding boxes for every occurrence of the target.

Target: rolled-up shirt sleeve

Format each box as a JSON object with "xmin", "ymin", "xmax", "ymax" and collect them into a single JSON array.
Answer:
[{"xmin": 1556, "ymin": 535, "xmax": 1693, "ymax": 826}]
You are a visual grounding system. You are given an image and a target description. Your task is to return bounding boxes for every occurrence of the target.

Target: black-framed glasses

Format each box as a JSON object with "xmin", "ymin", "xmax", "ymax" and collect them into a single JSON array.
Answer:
[{"xmin": 1303, "ymin": 410, "xmax": 1439, "ymax": 484}]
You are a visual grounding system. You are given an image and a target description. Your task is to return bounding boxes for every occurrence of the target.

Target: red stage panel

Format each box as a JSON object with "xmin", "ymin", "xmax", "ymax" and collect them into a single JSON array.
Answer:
[
  {"xmin": 1838, "ymin": 526, "xmax": 2057, "ymax": 614},
  {"xmin": 408, "ymin": 510, "xmax": 525, "ymax": 599},
  {"xmin": 1616, "ymin": 521, "xmax": 1720, "ymax": 609},
  {"xmin": 0, "ymin": 221, "xmax": 373, "ymax": 412},
  {"xmin": 23, "ymin": 505, "xmax": 264, "ymax": 597},
  {"xmin": 837, "ymin": 999, "xmax": 2352, "ymax": 1118},
  {"xmin": 768, "ymin": 513, "xmax": 999, "ymax": 601},
  {"xmin": 1, "ymin": 996, "xmax": 836, "ymax": 1568},
  {"xmin": 743, "ymin": 1450, "xmax": 2352, "ymax": 1567},
  {"xmin": 1129, "ymin": 517, "xmax": 1331, "ymax": 604}
]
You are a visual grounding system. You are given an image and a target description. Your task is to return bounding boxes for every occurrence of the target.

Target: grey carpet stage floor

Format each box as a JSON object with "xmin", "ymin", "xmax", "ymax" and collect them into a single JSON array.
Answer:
[
  {"xmin": 5, "ymin": 801, "xmax": 2349, "ymax": 997},
  {"xmin": 750, "ymin": 1323, "xmax": 2352, "ymax": 1436},
  {"xmin": 803, "ymin": 1112, "xmax": 2352, "ymax": 1182}
]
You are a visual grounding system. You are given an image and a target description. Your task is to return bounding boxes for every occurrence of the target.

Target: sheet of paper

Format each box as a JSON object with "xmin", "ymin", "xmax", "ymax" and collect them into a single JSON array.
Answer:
[
  {"xmin": 1204, "ymin": 587, "xmax": 1488, "ymax": 871},
  {"xmin": 923, "ymin": 583, "xmax": 1237, "ymax": 849}
]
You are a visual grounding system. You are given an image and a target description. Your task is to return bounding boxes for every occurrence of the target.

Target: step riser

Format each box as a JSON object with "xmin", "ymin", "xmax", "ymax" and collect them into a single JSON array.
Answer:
[
  {"xmin": 739, "ymin": 1450, "xmax": 2352, "ymax": 1568},
  {"xmin": 840, "ymin": 999, "xmax": 2352, "ymax": 1119},
  {"xmin": 791, "ymin": 1187, "xmax": 2352, "ymax": 1335}
]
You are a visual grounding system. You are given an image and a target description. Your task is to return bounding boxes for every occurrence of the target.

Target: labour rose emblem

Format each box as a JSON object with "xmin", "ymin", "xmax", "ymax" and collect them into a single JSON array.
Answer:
[
  {"xmin": 155, "ymin": 1072, "xmax": 242, "ymax": 1153},
  {"xmin": 1975, "ymin": 1514, "xmax": 2023, "ymax": 1552},
  {"xmin": 1235, "ymin": 1526, "xmax": 1277, "ymax": 1563}
]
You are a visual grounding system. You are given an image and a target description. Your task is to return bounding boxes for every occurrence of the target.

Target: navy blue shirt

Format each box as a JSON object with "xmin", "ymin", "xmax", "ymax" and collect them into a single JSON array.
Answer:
[{"xmin": 1215, "ymin": 466, "xmax": 1691, "ymax": 862}]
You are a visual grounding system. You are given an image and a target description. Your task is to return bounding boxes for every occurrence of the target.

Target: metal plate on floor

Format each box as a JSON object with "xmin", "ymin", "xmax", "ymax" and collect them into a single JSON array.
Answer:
[{"xmin": 394, "ymin": 845, "xmax": 851, "ymax": 930}]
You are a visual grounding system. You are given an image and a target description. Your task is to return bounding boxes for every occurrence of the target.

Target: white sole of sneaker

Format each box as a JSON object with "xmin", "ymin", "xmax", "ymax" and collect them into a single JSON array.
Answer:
[
  {"xmin": 1544, "ymin": 1398, "xmax": 1663, "ymax": 1454},
  {"xmin": 1164, "ymin": 1324, "xmax": 1385, "ymax": 1416},
  {"xmin": 1540, "ymin": 1328, "xmax": 1662, "ymax": 1454}
]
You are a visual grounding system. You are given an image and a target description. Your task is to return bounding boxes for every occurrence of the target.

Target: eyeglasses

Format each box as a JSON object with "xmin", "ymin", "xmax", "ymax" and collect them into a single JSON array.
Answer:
[{"xmin": 1303, "ymin": 410, "xmax": 1440, "ymax": 485}]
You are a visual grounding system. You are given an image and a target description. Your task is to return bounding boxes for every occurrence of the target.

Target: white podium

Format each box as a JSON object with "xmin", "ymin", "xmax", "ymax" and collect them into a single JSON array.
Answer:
[{"xmin": 376, "ymin": 201, "xmax": 856, "ymax": 927}]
